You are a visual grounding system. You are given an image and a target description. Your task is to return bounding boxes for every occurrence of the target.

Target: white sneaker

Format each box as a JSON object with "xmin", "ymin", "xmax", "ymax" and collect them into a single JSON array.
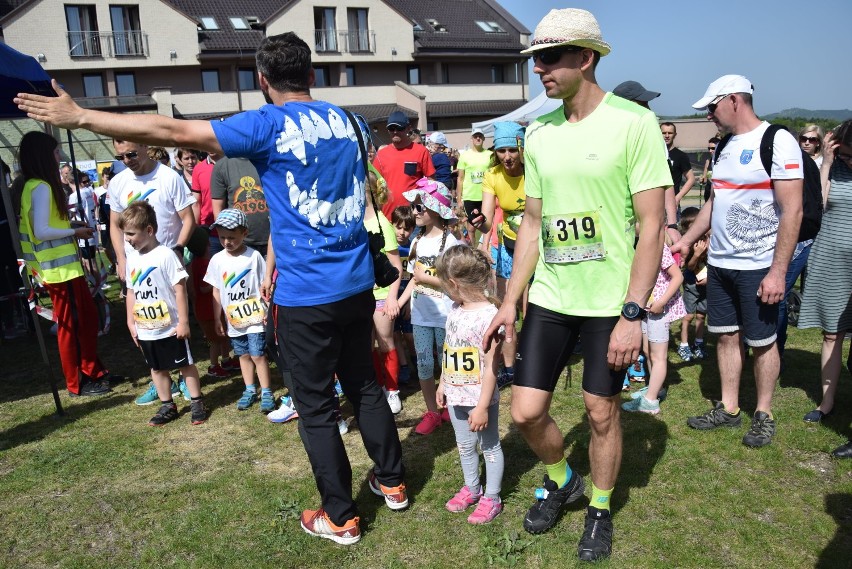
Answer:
[
  {"xmin": 386, "ymin": 390, "xmax": 402, "ymax": 414},
  {"xmin": 267, "ymin": 400, "xmax": 298, "ymax": 423},
  {"xmin": 338, "ymin": 417, "xmax": 350, "ymax": 435}
]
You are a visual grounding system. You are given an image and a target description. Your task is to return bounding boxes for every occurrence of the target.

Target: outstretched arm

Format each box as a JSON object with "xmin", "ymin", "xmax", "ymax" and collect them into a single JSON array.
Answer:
[{"xmin": 16, "ymin": 79, "xmax": 223, "ymax": 154}]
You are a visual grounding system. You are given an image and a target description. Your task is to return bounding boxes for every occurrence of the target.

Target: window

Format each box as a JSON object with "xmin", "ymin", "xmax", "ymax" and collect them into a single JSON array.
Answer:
[
  {"xmin": 407, "ymin": 65, "xmax": 420, "ymax": 85},
  {"xmin": 313, "ymin": 7, "xmax": 337, "ymax": 52},
  {"xmin": 441, "ymin": 65, "xmax": 449, "ymax": 84},
  {"xmin": 346, "ymin": 8, "xmax": 370, "ymax": 52},
  {"xmin": 491, "ymin": 64, "xmax": 504, "ymax": 84},
  {"xmin": 238, "ymin": 68, "xmax": 257, "ymax": 91},
  {"xmin": 115, "ymin": 72, "xmax": 136, "ymax": 95},
  {"xmin": 426, "ymin": 19, "xmax": 447, "ymax": 32},
  {"xmin": 110, "ymin": 5, "xmax": 144, "ymax": 56},
  {"xmin": 199, "ymin": 17, "xmax": 218, "ymax": 30},
  {"xmin": 201, "ymin": 70, "xmax": 220, "ymax": 92},
  {"xmin": 313, "ymin": 66, "xmax": 330, "ymax": 87},
  {"xmin": 344, "ymin": 65, "xmax": 356, "ymax": 86},
  {"xmin": 65, "ymin": 5, "xmax": 100, "ymax": 57},
  {"xmin": 83, "ymin": 74, "xmax": 104, "ymax": 97},
  {"xmin": 230, "ymin": 17, "xmax": 249, "ymax": 30},
  {"xmin": 475, "ymin": 20, "xmax": 505, "ymax": 33}
]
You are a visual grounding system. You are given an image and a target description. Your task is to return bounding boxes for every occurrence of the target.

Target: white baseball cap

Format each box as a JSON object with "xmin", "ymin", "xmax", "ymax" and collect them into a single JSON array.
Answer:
[
  {"xmin": 692, "ymin": 74, "xmax": 754, "ymax": 109},
  {"xmin": 427, "ymin": 131, "xmax": 449, "ymax": 147}
]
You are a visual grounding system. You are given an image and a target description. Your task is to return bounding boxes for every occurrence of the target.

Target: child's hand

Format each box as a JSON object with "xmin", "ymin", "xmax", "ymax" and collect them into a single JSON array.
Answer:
[
  {"xmin": 413, "ymin": 263, "xmax": 428, "ymax": 283},
  {"xmin": 127, "ymin": 322, "xmax": 139, "ymax": 348},
  {"xmin": 214, "ymin": 320, "xmax": 225, "ymax": 338},
  {"xmin": 436, "ymin": 382, "xmax": 446, "ymax": 408},
  {"xmin": 647, "ymin": 300, "xmax": 664, "ymax": 315},
  {"xmin": 468, "ymin": 406, "xmax": 488, "ymax": 432},
  {"xmin": 693, "ymin": 239, "xmax": 708, "ymax": 255},
  {"xmin": 176, "ymin": 322, "xmax": 191, "ymax": 340},
  {"xmin": 260, "ymin": 275, "xmax": 273, "ymax": 301},
  {"xmin": 383, "ymin": 297, "xmax": 400, "ymax": 320}
]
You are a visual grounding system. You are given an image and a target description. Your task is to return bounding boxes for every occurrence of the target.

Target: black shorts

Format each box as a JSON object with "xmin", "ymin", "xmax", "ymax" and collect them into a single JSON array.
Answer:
[
  {"xmin": 463, "ymin": 200, "xmax": 483, "ymax": 223},
  {"xmin": 515, "ymin": 303, "xmax": 622, "ymax": 397},
  {"xmin": 706, "ymin": 265, "xmax": 777, "ymax": 346},
  {"xmin": 139, "ymin": 336, "xmax": 195, "ymax": 371}
]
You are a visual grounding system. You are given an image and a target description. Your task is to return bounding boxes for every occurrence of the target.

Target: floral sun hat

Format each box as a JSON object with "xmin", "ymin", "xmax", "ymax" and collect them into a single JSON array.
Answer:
[{"xmin": 402, "ymin": 178, "xmax": 457, "ymax": 222}]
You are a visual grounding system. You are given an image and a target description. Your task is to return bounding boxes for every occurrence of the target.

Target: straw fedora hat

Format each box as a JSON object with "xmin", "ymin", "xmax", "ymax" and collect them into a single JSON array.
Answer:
[{"xmin": 521, "ymin": 8, "xmax": 611, "ymax": 56}]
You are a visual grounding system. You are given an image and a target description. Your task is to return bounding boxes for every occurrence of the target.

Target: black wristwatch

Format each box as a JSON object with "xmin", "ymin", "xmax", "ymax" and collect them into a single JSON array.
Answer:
[
  {"xmin": 666, "ymin": 223, "xmax": 679, "ymax": 230},
  {"xmin": 172, "ymin": 244, "xmax": 185, "ymax": 256},
  {"xmin": 621, "ymin": 301, "xmax": 647, "ymax": 321}
]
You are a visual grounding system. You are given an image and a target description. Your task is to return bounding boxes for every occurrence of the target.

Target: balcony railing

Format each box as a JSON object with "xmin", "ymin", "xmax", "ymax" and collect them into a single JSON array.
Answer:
[
  {"xmin": 67, "ymin": 30, "xmax": 149, "ymax": 58},
  {"xmin": 314, "ymin": 29, "xmax": 376, "ymax": 53}
]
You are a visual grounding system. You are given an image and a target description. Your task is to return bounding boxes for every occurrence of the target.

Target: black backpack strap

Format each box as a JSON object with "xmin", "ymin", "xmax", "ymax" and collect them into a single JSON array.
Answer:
[
  {"xmin": 713, "ymin": 133, "xmax": 733, "ymax": 165},
  {"xmin": 342, "ymin": 108, "xmax": 382, "ymax": 221},
  {"xmin": 759, "ymin": 124, "xmax": 785, "ymax": 178}
]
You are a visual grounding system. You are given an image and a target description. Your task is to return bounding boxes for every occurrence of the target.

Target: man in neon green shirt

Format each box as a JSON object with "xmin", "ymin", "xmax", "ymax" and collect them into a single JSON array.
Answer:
[
  {"xmin": 457, "ymin": 127, "xmax": 493, "ymax": 243},
  {"xmin": 483, "ymin": 8, "xmax": 669, "ymax": 562}
]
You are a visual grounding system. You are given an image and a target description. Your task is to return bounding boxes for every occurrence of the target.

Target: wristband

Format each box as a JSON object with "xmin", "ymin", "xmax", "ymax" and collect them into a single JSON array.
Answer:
[
  {"xmin": 667, "ymin": 224, "xmax": 679, "ymax": 230},
  {"xmin": 172, "ymin": 244, "xmax": 185, "ymax": 256}
]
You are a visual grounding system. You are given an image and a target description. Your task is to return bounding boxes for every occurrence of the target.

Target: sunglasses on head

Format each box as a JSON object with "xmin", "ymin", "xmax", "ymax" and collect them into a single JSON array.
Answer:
[
  {"xmin": 531, "ymin": 45, "xmax": 584, "ymax": 65},
  {"xmin": 799, "ymin": 136, "xmax": 820, "ymax": 144},
  {"xmin": 114, "ymin": 151, "xmax": 139, "ymax": 161}
]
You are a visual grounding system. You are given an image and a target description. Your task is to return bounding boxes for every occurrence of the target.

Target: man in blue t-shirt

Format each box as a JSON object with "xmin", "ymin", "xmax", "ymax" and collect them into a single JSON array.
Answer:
[{"xmin": 16, "ymin": 32, "xmax": 406, "ymax": 544}]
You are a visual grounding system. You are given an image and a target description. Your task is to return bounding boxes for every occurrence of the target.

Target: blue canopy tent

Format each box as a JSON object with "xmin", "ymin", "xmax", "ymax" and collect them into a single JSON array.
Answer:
[{"xmin": 1, "ymin": 43, "xmax": 65, "ymax": 414}]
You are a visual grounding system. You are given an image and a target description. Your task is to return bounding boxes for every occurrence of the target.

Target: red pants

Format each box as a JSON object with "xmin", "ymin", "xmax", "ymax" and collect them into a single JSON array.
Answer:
[{"xmin": 45, "ymin": 276, "xmax": 107, "ymax": 394}]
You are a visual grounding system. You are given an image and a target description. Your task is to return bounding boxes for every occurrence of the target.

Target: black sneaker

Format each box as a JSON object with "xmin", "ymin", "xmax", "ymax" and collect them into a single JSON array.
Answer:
[
  {"xmin": 742, "ymin": 411, "xmax": 776, "ymax": 448},
  {"xmin": 523, "ymin": 470, "xmax": 585, "ymax": 534},
  {"xmin": 148, "ymin": 402, "xmax": 178, "ymax": 426},
  {"xmin": 578, "ymin": 507, "xmax": 613, "ymax": 562},
  {"xmin": 70, "ymin": 380, "xmax": 112, "ymax": 397},
  {"xmin": 686, "ymin": 401, "xmax": 742, "ymax": 430},
  {"xmin": 190, "ymin": 399, "xmax": 207, "ymax": 425}
]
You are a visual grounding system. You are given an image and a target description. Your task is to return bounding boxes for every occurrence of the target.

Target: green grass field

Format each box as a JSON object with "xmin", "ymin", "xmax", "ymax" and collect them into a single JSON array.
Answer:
[{"xmin": 1, "ymin": 287, "xmax": 850, "ymax": 569}]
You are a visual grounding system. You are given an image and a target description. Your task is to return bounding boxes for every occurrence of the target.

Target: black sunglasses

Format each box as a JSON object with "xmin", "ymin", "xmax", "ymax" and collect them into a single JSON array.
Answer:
[
  {"xmin": 114, "ymin": 151, "xmax": 139, "ymax": 161},
  {"xmin": 387, "ymin": 125, "xmax": 406, "ymax": 133},
  {"xmin": 412, "ymin": 203, "xmax": 427, "ymax": 213},
  {"xmin": 706, "ymin": 94, "xmax": 731, "ymax": 114},
  {"xmin": 799, "ymin": 136, "xmax": 820, "ymax": 144},
  {"xmin": 531, "ymin": 45, "xmax": 584, "ymax": 65}
]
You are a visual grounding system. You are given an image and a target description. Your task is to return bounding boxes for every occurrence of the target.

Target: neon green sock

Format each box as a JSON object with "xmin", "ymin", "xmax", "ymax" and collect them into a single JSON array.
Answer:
[
  {"xmin": 545, "ymin": 457, "xmax": 570, "ymax": 488},
  {"xmin": 590, "ymin": 483, "xmax": 613, "ymax": 511}
]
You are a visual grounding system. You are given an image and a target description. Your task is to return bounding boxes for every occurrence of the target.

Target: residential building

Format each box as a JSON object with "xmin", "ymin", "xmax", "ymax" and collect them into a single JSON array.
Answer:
[{"xmin": 0, "ymin": 0, "xmax": 531, "ymax": 164}]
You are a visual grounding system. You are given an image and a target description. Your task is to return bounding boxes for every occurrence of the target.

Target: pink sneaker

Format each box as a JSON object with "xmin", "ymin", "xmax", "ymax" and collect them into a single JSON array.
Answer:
[
  {"xmin": 467, "ymin": 496, "xmax": 503, "ymax": 524},
  {"xmin": 446, "ymin": 486, "xmax": 481, "ymax": 512},
  {"xmin": 415, "ymin": 411, "xmax": 443, "ymax": 435},
  {"xmin": 441, "ymin": 408, "xmax": 451, "ymax": 422}
]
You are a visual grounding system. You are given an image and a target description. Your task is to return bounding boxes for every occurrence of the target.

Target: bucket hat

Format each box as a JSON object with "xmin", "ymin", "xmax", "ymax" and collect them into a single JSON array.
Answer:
[{"xmin": 403, "ymin": 178, "xmax": 457, "ymax": 222}]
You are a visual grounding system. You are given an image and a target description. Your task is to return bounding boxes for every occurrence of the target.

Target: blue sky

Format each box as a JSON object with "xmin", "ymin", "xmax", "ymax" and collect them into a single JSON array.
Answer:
[{"xmin": 498, "ymin": 0, "xmax": 852, "ymax": 116}]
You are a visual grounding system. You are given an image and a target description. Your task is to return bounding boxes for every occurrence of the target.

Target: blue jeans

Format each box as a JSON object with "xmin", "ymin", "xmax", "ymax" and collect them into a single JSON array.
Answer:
[{"xmin": 776, "ymin": 240, "xmax": 811, "ymax": 357}]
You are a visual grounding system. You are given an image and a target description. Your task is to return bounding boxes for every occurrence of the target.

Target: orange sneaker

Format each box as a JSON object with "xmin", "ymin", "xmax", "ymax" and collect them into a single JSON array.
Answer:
[
  {"xmin": 300, "ymin": 508, "xmax": 361, "ymax": 545},
  {"xmin": 368, "ymin": 469, "xmax": 409, "ymax": 510}
]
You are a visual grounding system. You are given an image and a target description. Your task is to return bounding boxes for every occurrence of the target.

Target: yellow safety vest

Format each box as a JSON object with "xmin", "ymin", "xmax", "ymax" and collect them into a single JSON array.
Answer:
[{"xmin": 19, "ymin": 178, "xmax": 84, "ymax": 284}]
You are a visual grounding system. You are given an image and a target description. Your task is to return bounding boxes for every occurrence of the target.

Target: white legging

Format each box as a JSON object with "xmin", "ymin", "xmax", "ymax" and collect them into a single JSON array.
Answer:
[{"xmin": 447, "ymin": 403, "xmax": 504, "ymax": 499}]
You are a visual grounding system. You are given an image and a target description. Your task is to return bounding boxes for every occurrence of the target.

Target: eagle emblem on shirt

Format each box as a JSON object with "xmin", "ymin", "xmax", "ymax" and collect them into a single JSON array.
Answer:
[{"xmin": 725, "ymin": 198, "xmax": 778, "ymax": 252}]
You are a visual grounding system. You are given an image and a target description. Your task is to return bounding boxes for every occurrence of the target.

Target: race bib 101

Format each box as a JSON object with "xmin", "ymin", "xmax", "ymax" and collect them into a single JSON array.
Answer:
[{"xmin": 133, "ymin": 300, "xmax": 171, "ymax": 330}]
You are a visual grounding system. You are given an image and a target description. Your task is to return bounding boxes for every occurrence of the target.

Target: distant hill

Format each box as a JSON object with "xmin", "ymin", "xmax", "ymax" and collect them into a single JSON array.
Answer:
[{"xmin": 764, "ymin": 108, "xmax": 852, "ymax": 121}]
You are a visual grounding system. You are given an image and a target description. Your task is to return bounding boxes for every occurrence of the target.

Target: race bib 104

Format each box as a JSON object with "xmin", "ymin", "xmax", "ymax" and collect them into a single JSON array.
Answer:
[
  {"xmin": 226, "ymin": 296, "xmax": 265, "ymax": 329},
  {"xmin": 542, "ymin": 210, "xmax": 606, "ymax": 263},
  {"xmin": 133, "ymin": 300, "xmax": 171, "ymax": 330},
  {"xmin": 442, "ymin": 344, "xmax": 481, "ymax": 386}
]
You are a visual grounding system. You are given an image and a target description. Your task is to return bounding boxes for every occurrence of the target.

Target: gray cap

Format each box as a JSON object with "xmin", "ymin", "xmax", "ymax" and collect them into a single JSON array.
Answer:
[{"xmin": 613, "ymin": 80, "xmax": 661, "ymax": 103}]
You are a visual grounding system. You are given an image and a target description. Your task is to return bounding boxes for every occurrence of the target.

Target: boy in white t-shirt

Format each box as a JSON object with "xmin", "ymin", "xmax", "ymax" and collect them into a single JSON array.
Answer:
[
  {"xmin": 120, "ymin": 201, "xmax": 207, "ymax": 426},
  {"xmin": 204, "ymin": 209, "xmax": 276, "ymax": 413}
]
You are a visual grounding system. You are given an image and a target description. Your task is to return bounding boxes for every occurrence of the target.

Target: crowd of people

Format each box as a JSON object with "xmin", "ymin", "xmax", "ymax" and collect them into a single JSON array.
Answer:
[{"xmin": 9, "ymin": 7, "xmax": 851, "ymax": 562}]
